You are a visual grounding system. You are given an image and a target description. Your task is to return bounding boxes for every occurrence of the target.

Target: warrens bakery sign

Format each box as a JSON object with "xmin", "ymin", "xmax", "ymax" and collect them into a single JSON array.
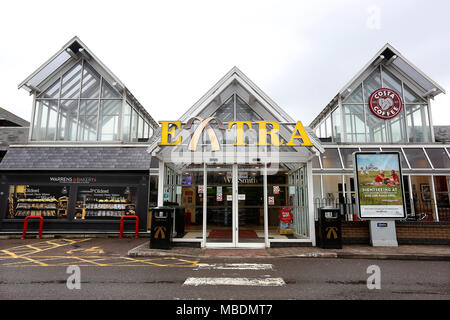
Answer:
[
  {"xmin": 158, "ymin": 117, "xmax": 313, "ymax": 151},
  {"xmin": 368, "ymin": 88, "xmax": 403, "ymax": 120}
]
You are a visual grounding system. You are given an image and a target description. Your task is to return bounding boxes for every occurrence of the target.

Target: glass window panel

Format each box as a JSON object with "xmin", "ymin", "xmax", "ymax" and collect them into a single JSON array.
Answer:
[
  {"xmin": 46, "ymin": 105, "xmax": 58, "ymax": 141},
  {"xmin": 363, "ymin": 67, "xmax": 382, "ymax": 103},
  {"xmin": 322, "ymin": 175, "xmax": 340, "ymax": 201},
  {"xmin": 76, "ymin": 186, "xmax": 137, "ymax": 220},
  {"xmin": 81, "ymin": 62, "xmax": 101, "ymax": 98},
  {"xmin": 138, "ymin": 116, "xmax": 144, "ymax": 139},
  {"xmin": 381, "ymin": 68, "xmax": 403, "ymax": 95},
  {"xmin": 425, "ymin": 149, "xmax": 450, "ymax": 169},
  {"xmin": 380, "ymin": 148, "xmax": 409, "ymax": 169},
  {"xmin": 404, "ymin": 84, "xmax": 425, "ymax": 103},
  {"xmin": 60, "ymin": 63, "xmax": 82, "ymax": 99},
  {"xmin": 410, "ymin": 176, "xmax": 437, "ymax": 221},
  {"xmin": 101, "ymin": 79, "xmax": 121, "ymax": 98},
  {"xmin": 360, "ymin": 148, "xmax": 381, "ymax": 152},
  {"xmin": 99, "ymin": 100, "xmax": 120, "ymax": 141},
  {"xmin": 130, "ymin": 109, "xmax": 138, "ymax": 141},
  {"xmin": 57, "ymin": 100, "xmax": 78, "ymax": 141},
  {"xmin": 149, "ymin": 125, "xmax": 154, "ymax": 139},
  {"xmin": 7, "ymin": 185, "xmax": 70, "ymax": 219},
  {"xmin": 321, "ymin": 148, "xmax": 342, "ymax": 168},
  {"xmin": 344, "ymin": 84, "xmax": 363, "ymax": 103},
  {"xmin": 386, "ymin": 113, "xmax": 406, "ymax": 143},
  {"xmin": 343, "ymin": 104, "xmax": 365, "ymax": 142},
  {"xmin": 406, "ymin": 104, "xmax": 431, "ymax": 142},
  {"xmin": 38, "ymin": 101, "xmax": 49, "ymax": 140},
  {"xmin": 312, "ymin": 156, "xmax": 321, "ymax": 169},
  {"xmin": 236, "ymin": 95, "xmax": 262, "ymax": 121},
  {"xmin": 325, "ymin": 116, "xmax": 332, "ymax": 139},
  {"xmin": 34, "ymin": 100, "xmax": 58, "ymax": 141},
  {"xmin": 212, "ymin": 96, "xmax": 234, "ymax": 122},
  {"xmin": 143, "ymin": 122, "xmax": 149, "ymax": 139},
  {"xmin": 331, "ymin": 107, "xmax": 341, "ymax": 142},
  {"xmin": 313, "ymin": 175, "xmax": 322, "ymax": 200},
  {"xmin": 366, "ymin": 112, "xmax": 387, "ymax": 143},
  {"xmin": 38, "ymin": 79, "xmax": 60, "ymax": 99},
  {"xmin": 122, "ymin": 103, "xmax": 131, "ymax": 141},
  {"xmin": 433, "ymin": 176, "xmax": 450, "ymax": 221},
  {"xmin": 403, "ymin": 148, "xmax": 431, "ymax": 168},
  {"xmin": 78, "ymin": 100, "xmax": 99, "ymax": 141},
  {"xmin": 339, "ymin": 148, "xmax": 359, "ymax": 168},
  {"xmin": 31, "ymin": 101, "xmax": 40, "ymax": 140}
]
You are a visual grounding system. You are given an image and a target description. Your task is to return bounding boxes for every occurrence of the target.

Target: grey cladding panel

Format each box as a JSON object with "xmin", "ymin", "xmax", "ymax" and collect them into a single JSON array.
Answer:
[{"xmin": 0, "ymin": 147, "xmax": 151, "ymax": 170}]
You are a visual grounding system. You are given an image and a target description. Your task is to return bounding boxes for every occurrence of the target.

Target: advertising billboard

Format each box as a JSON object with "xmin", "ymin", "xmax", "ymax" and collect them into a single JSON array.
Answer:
[{"xmin": 353, "ymin": 152, "xmax": 407, "ymax": 219}]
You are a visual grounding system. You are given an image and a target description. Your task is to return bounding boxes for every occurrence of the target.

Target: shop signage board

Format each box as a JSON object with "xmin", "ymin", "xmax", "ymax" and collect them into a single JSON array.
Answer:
[
  {"xmin": 158, "ymin": 119, "xmax": 313, "ymax": 150},
  {"xmin": 353, "ymin": 152, "xmax": 407, "ymax": 220},
  {"xmin": 368, "ymin": 88, "xmax": 403, "ymax": 120}
]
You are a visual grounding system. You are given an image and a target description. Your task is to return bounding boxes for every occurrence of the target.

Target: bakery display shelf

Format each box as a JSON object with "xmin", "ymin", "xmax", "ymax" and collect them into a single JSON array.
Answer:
[
  {"xmin": 16, "ymin": 208, "xmax": 57, "ymax": 211},
  {"xmin": 84, "ymin": 208, "xmax": 128, "ymax": 211},
  {"xmin": 84, "ymin": 216, "xmax": 124, "ymax": 219},
  {"xmin": 17, "ymin": 200, "xmax": 58, "ymax": 203}
]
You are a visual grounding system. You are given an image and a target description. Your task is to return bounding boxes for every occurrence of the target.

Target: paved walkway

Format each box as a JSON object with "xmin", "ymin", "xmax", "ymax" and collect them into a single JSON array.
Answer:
[{"xmin": 128, "ymin": 243, "xmax": 450, "ymax": 261}]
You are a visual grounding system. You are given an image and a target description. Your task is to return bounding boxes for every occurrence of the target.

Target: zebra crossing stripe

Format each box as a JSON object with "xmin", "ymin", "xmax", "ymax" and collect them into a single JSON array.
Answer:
[
  {"xmin": 194, "ymin": 263, "xmax": 273, "ymax": 270},
  {"xmin": 183, "ymin": 277, "xmax": 285, "ymax": 287}
]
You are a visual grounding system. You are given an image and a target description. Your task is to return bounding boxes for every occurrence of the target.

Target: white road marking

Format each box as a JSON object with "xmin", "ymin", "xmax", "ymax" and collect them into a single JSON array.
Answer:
[
  {"xmin": 194, "ymin": 263, "xmax": 273, "ymax": 270},
  {"xmin": 183, "ymin": 277, "xmax": 285, "ymax": 287}
]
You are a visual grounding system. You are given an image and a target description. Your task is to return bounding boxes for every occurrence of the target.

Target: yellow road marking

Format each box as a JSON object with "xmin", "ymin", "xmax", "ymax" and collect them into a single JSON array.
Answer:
[
  {"xmin": 70, "ymin": 256, "xmax": 108, "ymax": 267},
  {"xmin": 0, "ymin": 255, "xmax": 199, "ymax": 267},
  {"xmin": 0, "ymin": 238, "xmax": 91, "ymax": 258}
]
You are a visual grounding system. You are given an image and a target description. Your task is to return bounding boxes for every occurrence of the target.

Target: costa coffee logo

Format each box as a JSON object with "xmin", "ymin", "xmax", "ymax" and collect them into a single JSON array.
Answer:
[{"xmin": 368, "ymin": 88, "xmax": 403, "ymax": 120}]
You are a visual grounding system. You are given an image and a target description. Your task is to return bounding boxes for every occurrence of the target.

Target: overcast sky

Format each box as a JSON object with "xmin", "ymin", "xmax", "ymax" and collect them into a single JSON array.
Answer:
[{"xmin": 0, "ymin": 0, "xmax": 449, "ymax": 126}]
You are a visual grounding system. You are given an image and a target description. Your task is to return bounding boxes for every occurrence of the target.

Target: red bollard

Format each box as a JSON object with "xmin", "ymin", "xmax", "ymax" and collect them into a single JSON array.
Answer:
[
  {"xmin": 22, "ymin": 216, "xmax": 44, "ymax": 239},
  {"xmin": 119, "ymin": 215, "xmax": 139, "ymax": 239}
]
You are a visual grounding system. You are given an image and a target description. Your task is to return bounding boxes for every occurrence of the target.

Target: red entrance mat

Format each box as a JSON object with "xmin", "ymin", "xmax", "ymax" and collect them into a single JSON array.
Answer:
[{"xmin": 207, "ymin": 230, "xmax": 258, "ymax": 239}]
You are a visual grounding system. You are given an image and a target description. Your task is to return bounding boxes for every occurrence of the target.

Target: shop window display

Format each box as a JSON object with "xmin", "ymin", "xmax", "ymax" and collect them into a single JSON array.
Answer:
[
  {"xmin": 75, "ymin": 186, "xmax": 137, "ymax": 219},
  {"xmin": 8, "ymin": 185, "xmax": 70, "ymax": 219}
]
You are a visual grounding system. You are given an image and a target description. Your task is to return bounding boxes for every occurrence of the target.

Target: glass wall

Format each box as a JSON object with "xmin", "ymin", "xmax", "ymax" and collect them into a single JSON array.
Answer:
[
  {"xmin": 7, "ymin": 185, "xmax": 70, "ymax": 219},
  {"xmin": 315, "ymin": 65, "xmax": 431, "ymax": 143},
  {"xmin": 410, "ymin": 176, "xmax": 436, "ymax": 221},
  {"xmin": 32, "ymin": 60, "xmax": 153, "ymax": 142},
  {"xmin": 75, "ymin": 186, "xmax": 137, "ymax": 220},
  {"xmin": 434, "ymin": 176, "xmax": 450, "ymax": 221}
]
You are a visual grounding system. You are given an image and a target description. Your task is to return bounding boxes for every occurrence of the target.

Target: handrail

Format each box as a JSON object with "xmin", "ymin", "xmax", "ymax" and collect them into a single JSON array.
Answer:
[
  {"xmin": 22, "ymin": 216, "xmax": 44, "ymax": 239},
  {"xmin": 119, "ymin": 215, "xmax": 139, "ymax": 238}
]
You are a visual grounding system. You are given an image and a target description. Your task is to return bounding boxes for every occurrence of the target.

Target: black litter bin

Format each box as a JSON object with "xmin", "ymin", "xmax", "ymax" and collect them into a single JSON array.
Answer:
[
  {"xmin": 174, "ymin": 206, "xmax": 185, "ymax": 238},
  {"xmin": 150, "ymin": 206, "xmax": 174, "ymax": 249},
  {"xmin": 317, "ymin": 207, "xmax": 342, "ymax": 249},
  {"xmin": 163, "ymin": 201, "xmax": 185, "ymax": 238}
]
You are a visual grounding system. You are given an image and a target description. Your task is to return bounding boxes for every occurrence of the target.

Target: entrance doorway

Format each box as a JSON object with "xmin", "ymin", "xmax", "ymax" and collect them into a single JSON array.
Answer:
[
  {"xmin": 205, "ymin": 164, "xmax": 265, "ymax": 248},
  {"xmin": 164, "ymin": 162, "xmax": 311, "ymax": 248}
]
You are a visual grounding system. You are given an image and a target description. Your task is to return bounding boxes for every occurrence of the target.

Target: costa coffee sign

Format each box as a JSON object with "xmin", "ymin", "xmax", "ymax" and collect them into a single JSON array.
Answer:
[{"xmin": 368, "ymin": 88, "xmax": 403, "ymax": 120}]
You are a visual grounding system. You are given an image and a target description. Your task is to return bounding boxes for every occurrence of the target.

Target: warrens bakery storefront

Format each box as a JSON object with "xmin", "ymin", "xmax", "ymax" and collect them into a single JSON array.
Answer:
[{"xmin": 0, "ymin": 38, "xmax": 449, "ymax": 246}]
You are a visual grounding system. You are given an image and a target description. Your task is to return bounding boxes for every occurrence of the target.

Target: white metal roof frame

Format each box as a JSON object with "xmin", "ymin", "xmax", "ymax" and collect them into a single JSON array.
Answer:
[
  {"xmin": 310, "ymin": 43, "xmax": 446, "ymax": 128},
  {"xmin": 149, "ymin": 67, "xmax": 324, "ymax": 162},
  {"xmin": 18, "ymin": 36, "xmax": 158, "ymax": 128}
]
